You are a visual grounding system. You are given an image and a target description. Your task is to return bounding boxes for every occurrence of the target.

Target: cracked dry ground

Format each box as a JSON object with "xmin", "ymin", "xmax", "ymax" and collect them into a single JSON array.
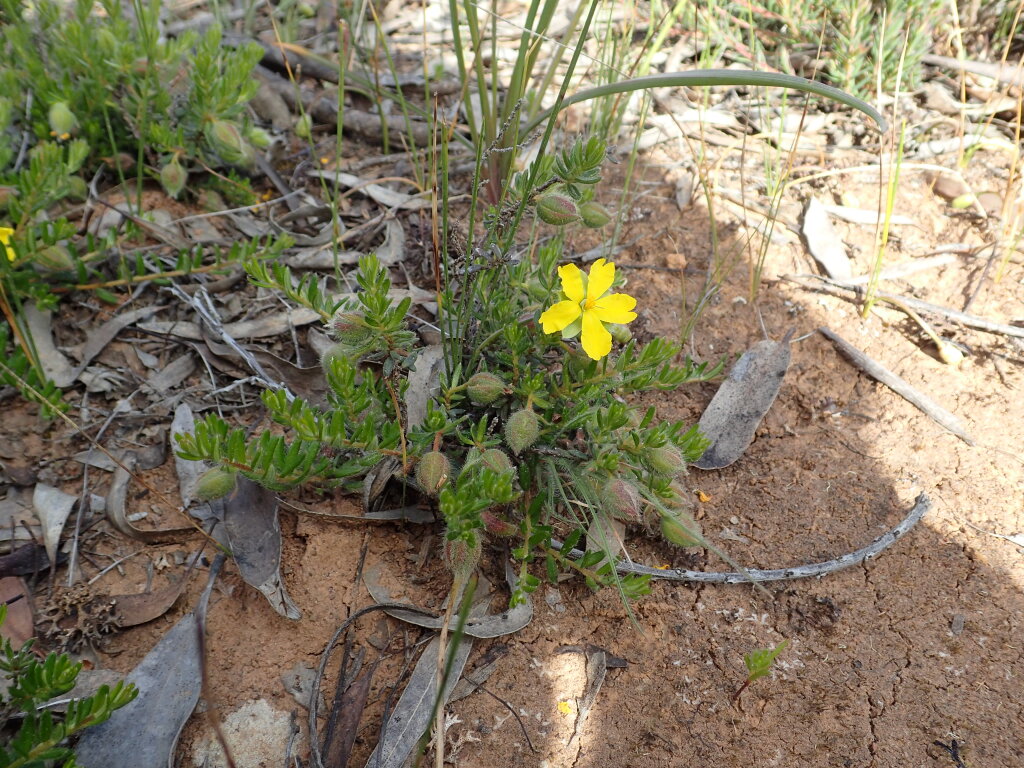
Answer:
[{"xmin": 7, "ymin": 164, "xmax": 1023, "ymax": 767}]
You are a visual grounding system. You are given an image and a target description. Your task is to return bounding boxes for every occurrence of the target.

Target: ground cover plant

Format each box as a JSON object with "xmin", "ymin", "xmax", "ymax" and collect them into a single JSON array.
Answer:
[
  {"xmin": 0, "ymin": 0, "xmax": 280, "ymax": 410},
  {"xmin": 0, "ymin": 604, "xmax": 136, "ymax": 767}
]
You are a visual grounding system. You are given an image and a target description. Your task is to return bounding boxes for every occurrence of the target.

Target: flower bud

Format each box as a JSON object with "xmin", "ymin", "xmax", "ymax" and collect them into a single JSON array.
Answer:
[
  {"xmin": 479, "ymin": 448, "xmax": 514, "ymax": 475},
  {"xmin": 579, "ymin": 201, "xmax": 611, "ymax": 228},
  {"xmin": 195, "ymin": 467, "xmax": 237, "ymax": 500},
  {"xmin": 160, "ymin": 156, "xmax": 187, "ymax": 199},
  {"xmin": 294, "ymin": 113, "xmax": 313, "ymax": 140},
  {"xmin": 647, "ymin": 446, "xmax": 685, "ymax": 476},
  {"xmin": 466, "ymin": 371, "xmax": 506, "ymax": 405},
  {"xmin": 246, "ymin": 126, "xmax": 272, "ymax": 149},
  {"xmin": 48, "ymin": 101, "xmax": 77, "ymax": 137},
  {"xmin": 65, "ymin": 175, "xmax": 88, "ymax": 201},
  {"xmin": 416, "ymin": 451, "xmax": 451, "ymax": 496},
  {"xmin": 607, "ymin": 323, "xmax": 632, "ymax": 344},
  {"xmin": 442, "ymin": 535, "xmax": 481, "ymax": 581},
  {"xmin": 660, "ymin": 513, "xmax": 703, "ymax": 548},
  {"xmin": 330, "ymin": 311, "xmax": 373, "ymax": 347},
  {"xmin": 205, "ymin": 119, "xmax": 255, "ymax": 168},
  {"xmin": 34, "ymin": 245, "xmax": 75, "ymax": 273},
  {"xmin": 602, "ymin": 478, "xmax": 641, "ymax": 523},
  {"xmin": 504, "ymin": 408, "xmax": 540, "ymax": 454},
  {"xmin": 535, "ymin": 194, "xmax": 580, "ymax": 226},
  {"xmin": 482, "ymin": 510, "xmax": 517, "ymax": 537}
]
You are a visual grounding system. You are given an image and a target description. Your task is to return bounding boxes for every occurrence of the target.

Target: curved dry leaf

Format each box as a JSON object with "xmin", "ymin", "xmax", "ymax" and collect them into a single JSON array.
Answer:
[
  {"xmin": 171, "ymin": 404, "xmax": 201, "ymax": 508},
  {"xmin": 802, "ymin": 197, "xmax": 850, "ymax": 280},
  {"xmin": 75, "ymin": 612, "xmax": 201, "ymax": 768},
  {"xmin": 113, "ymin": 577, "xmax": 189, "ymax": 627},
  {"xmin": 404, "ymin": 344, "xmax": 444, "ymax": 430},
  {"xmin": 694, "ymin": 334, "xmax": 792, "ymax": 470},
  {"xmin": 223, "ymin": 477, "xmax": 300, "ymax": 620},
  {"xmin": 33, "ymin": 484, "xmax": 77, "ymax": 566},
  {"xmin": 363, "ymin": 585, "xmax": 491, "ymax": 768},
  {"xmin": 106, "ymin": 454, "xmax": 195, "ymax": 543},
  {"xmin": 69, "ymin": 305, "xmax": 164, "ymax": 381},
  {"xmin": 24, "ymin": 303, "xmax": 75, "ymax": 387},
  {"xmin": 363, "ymin": 564, "xmax": 532, "ymax": 639},
  {"xmin": 362, "ymin": 456, "xmax": 402, "ymax": 514}
]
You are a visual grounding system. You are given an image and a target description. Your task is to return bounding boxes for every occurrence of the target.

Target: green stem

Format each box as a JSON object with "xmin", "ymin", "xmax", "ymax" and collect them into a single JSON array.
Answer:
[{"xmin": 523, "ymin": 70, "xmax": 888, "ymax": 135}]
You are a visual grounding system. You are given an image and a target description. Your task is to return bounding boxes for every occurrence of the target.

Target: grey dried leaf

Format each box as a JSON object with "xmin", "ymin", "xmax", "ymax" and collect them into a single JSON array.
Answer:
[
  {"xmin": 694, "ymin": 334, "xmax": 793, "ymax": 470},
  {"xmin": 404, "ymin": 344, "xmax": 444, "ymax": 430},
  {"xmin": 75, "ymin": 612, "xmax": 201, "ymax": 768},
  {"xmin": 363, "ymin": 584, "xmax": 492, "ymax": 768},
  {"xmin": 802, "ymin": 197, "xmax": 851, "ymax": 280},
  {"xmin": 222, "ymin": 477, "xmax": 301, "ymax": 620},
  {"xmin": 363, "ymin": 564, "xmax": 532, "ymax": 639},
  {"xmin": 23, "ymin": 303, "xmax": 75, "ymax": 388},
  {"xmin": 32, "ymin": 484, "xmax": 77, "ymax": 566}
]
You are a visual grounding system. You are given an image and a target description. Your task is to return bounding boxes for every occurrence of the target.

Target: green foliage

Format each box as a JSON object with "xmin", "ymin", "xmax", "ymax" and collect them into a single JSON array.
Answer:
[
  {"xmin": 710, "ymin": 0, "xmax": 944, "ymax": 98},
  {"xmin": 0, "ymin": 0, "xmax": 264, "ymax": 205},
  {"xmin": 744, "ymin": 639, "xmax": 789, "ymax": 684},
  {"xmin": 0, "ymin": 604, "xmax": 137, "ymax": 767},
  {"xmin": 0, "ymin": 0, "xmax": 276, "ymax": 412},
  {"xmin": 178, "ymin": 138, "xmax": 726, "ymax": 603}
]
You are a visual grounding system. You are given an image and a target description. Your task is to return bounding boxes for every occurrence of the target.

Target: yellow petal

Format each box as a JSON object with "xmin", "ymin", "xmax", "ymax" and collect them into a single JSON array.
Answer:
[
  {"xmin": 580, "ymin": 310, "xmax": 612, "ymax": 360},
  {"xmin": 558, "ymin": 263, "xmax": 584, "ymax": 303},
  {"xmin": 586, "ymin": 258, "xmax": 615, "ymax": 301},
  {"xmin": 592, "ymin": 293, "xmax": 637, "ymax": 324},
  {"xmin": 539, "ymin": 300, "xmax": 582, "ymax": 333}
]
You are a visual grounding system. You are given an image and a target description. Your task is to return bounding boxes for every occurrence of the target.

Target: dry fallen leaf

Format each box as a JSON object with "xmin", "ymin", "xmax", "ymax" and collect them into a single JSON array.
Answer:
[
  {"xmin": 75, "ymin": 611, "xmax": 201, "ymax": 768},
  {"xmin": 222, "ymin": 477, "xmax": 301, "ymax": 620},
  {"xmin": 694, "ymin": 333, "xmax": 793, "ymax": 470},
  {"xmin": 802, "ymin": 197, "xmax": 851, "ymax": 280},
  {"xmin": 33, "ymin": 484, "xmax": 77, "ymax": 567}
]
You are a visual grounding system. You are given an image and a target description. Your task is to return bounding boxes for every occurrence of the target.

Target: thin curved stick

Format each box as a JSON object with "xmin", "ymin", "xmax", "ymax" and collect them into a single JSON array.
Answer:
[
  {"xmin": 525, "ymin": 70, "xmax": 888, "ymax": 134},
  {"xmin": 557, "ymin": 493, "xmax": 930, "ymax": 584}
]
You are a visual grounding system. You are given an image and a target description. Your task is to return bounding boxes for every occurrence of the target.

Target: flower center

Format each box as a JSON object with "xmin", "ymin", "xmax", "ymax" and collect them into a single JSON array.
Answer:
[{"xmin": 583, "ymin": 297, "xmax": 597, "ymax": 310}]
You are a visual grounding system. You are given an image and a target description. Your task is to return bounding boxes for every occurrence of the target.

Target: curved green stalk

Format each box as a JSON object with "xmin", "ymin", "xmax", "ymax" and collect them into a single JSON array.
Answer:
[{"xmin": 524, "ymin": 70, "xmax": 888, "ymax": 134}]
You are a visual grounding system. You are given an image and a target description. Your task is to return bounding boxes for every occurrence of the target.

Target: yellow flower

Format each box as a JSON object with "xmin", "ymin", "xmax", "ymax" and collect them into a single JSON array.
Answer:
[
  {"xmin": 0, "ymin": 226, "xmax": 15, "ymax": 262},
  {"xmin": 538, "ymin": 258, "xmax": 637, "ymax": 360}
]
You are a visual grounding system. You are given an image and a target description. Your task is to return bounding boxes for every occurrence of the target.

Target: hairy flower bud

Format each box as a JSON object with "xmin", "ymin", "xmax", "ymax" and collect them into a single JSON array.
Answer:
[
  {"xmin": 579, "ymin": 201, "xmax": 611, "ymax": 228},
  {"xmin": 660, "ymin": 513, "xmax": 703, "ymax": 548},
  {"xmin": 607, "ymin": 323, "xmax": 632, "ymax": 344},
  {"xmin": 442, "ymin": 535, "xmax": 481, "ymax": 581},
  {"xmin": 647, "ymin": 446, "xmax": 685, "ymax": 476},
  {"xmin": 195, "ymin": 467, "xmax": 237, "ymax": 501},
  {"xmin": 467, "ymin": 371, "xmax": 506, "ymax": 405},
  {"xmin": 504, "ymin": 408, "xmax": 540, "ymax": 454},
  {"xmin": 602, "ymin": 478, "xmax": 641, "ymax": 523},
  {"xmin": 480, "ymin": 448, "xmax": 514, "ymax": 475},
  {"xmin": 160, "ymin": 156, "xmax": 187, "ymax": 199},
  {"xmin": 48, "ymin": 101, "xmax": 77, "ymax": 138},
  {"xmin": 330, "ymin": 311, "xmax": 373, "ymax": 347},
  {"xmin": 416, "ymin": 451, "xmax": 451, "ymax": 496},
  {"xmin": 205, "ymin": 119, "xmax": 255, "ymax": 168},
  {"xmin": 535, "ymin": 194, "xmax": 580, "ymax": 226},
  {"xmin": 482, "ymin": 510, "xmax": 517, "ymax": 537},
  {"xmin": 34, "ymin": 245, "xmax": 75, "ymax": 273}
]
